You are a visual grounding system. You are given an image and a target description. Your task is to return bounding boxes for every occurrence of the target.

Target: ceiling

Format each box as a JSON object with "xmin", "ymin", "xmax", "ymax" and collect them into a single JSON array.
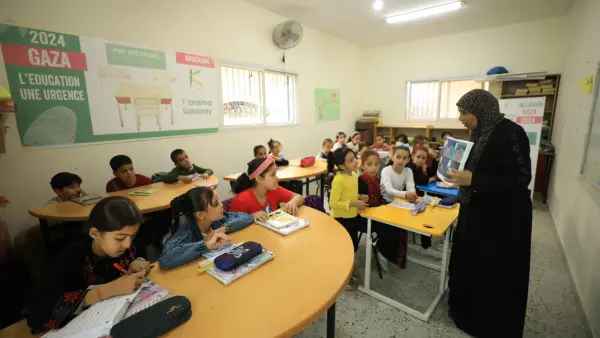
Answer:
[{"xmin": 245, "ymin": 0, "xmax": 573, "ymax": 47}]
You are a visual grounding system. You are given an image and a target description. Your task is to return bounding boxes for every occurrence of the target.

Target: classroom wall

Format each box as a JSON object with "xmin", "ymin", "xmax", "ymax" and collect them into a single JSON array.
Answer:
[
  {"xmin": 361, "ymin": 17, "xmax": 567, "ymax": 127},
  {"xmin": 549, "ymin": 0, "xmax": 600, "ymax": 336},
  {"xmin": 0, "ymin": 0, "xmax": 361, "ymax": 238}
]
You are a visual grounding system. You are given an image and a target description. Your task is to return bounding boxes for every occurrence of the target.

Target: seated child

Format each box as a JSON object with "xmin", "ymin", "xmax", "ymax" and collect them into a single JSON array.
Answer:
[
  {"xmin": 407, "ymin": 148, "xmax": 437, "ymax": 187},
  {"xmin": 413, "ymin": 135, "xmax": 437, "ymax": 169},
  {"xmin": 370, "ymin": 133, "xmax": 391, "ymax": 152},
  {"xmin": 48, "ymin": 172, "xmax": 89, "ymax": 204},
  {"xmin": 268, "ymin": 139, "xmax": 303, "ymax": 194},
  {"xmin": 229, "ymin": 157, "xmax": 304, "ymax": 220},
  {"xmin": 158, "ymin": 187, "xmax": 254, "ymax": 269},
  {"xmin": 267, "ymin": 139, "xmax": 289, "ymax": 166},
  {"xmin": 316, "ymin": 138, "xmax": 333, "ymax": 160},
  {"xmin": 359, "ymin": 150, "xmax": 407, "ymax": 270},
  {"xmin": 346, "ymin": 132, "xmax": 361, "ymax": 153},
  {"xmin": 106, "ymin": 155, "xmax": 152, "ymax": 193},
  {"xmin": 167, "ymin": 149, "xmax": 214, "ymax": 184},
  {"xmin": 437, "ymin": 131, "xmax": 453, "ymax": 152},
  {"xmin": 27, "ymin": 197, "xmax": 150, "ymax": 334},
  {"xmin": 254, "ymin": 145, "xmax": 267, "ymax": 158},
  {"xmin": 404, "ymin": 147, "xmax": 442, "ymax": 260},
  {"xmin": 381, "ymin": 146, "xmax": 417, "ymax": 203},
  {"xmin": 395, "ymin": 134, "xmax": 409, "ymax": 146},
  {"xmin": 332, "ymin": 131, "xmax": 347, "ymax": 152}
]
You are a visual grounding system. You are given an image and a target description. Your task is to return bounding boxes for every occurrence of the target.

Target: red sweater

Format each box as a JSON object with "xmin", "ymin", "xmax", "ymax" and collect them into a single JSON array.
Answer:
[{"xmin": 106, "ymin": 174, "xmax": 152, "ymax": 193}]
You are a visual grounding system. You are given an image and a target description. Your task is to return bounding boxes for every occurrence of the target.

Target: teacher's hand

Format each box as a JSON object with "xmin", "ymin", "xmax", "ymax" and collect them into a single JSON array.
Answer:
[{"xmin": 447, "ymin": 169, "xmax": 472, "ymax": 187}]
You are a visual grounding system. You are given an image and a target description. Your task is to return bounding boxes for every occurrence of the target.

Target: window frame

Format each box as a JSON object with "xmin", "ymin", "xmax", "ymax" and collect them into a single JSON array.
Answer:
[
  {"xmin": 219, "ymin": 62, "xmax": 299, "ymax": 130},
  {"xmin": 405, "ymin": 77, "xmax": 489, "ymax": 122}
]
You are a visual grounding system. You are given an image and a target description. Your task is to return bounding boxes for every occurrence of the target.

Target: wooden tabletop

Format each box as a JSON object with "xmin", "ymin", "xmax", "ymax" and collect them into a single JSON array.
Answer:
[
  {"xmin": 1, "ymin": 207, "xmax": 354, "ymax": 338},
  {"xmin": 27, "ymin": 176, "xmax": 219, "ymax": 221},
  {"xmin": 360, "ymin": 198, "xmax": 459, "ymax": 237},
  {"xmin": 223, "ymin": 158, "xmax": 328, "ymax": 182}
]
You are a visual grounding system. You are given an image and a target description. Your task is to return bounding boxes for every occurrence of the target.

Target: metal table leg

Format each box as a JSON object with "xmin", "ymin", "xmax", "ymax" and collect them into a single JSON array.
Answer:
[
  {"xmin": 327, "ymin": 301, "xmax": 336, "ymax": 338},
  {"xmin": 40, "ymin": 219, "xmax": 52, "ymax": 250}
]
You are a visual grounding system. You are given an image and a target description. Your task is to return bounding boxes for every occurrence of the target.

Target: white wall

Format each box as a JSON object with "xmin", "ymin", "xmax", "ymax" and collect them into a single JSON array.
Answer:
[
  {"xmin": 0, "ymin": 0, "xmax": 361, "ymax": 238},
  {"xmin": 549, "ymin": 0, "xmax": 600, "ymax": 336},
  {"xmin": 361, "ymin": 17, "xmax": 566, "ymax": 126}
]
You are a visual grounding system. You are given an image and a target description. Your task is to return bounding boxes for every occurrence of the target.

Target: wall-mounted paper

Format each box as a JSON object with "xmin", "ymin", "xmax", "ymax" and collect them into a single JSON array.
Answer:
[
  {"xmin": 579, "ymin": 76, "xmax": 594, "ymax": 93},
  {"xmin": 0, "ymin": 86, "xmax": 10, "ymax": 99},
  {"xmin": 315, "ymin": 88, "xmax": 340, "ymax": 123}
]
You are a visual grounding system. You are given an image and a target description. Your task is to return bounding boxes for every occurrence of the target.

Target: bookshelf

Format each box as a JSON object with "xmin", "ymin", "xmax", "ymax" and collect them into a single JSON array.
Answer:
[
  {"xmin": 494, "ymin": 74, "xmax": 561, "ymax": 202},
  {"xmin": 498, "ymin": 74, "xmax": 561, "ymax": 141}
]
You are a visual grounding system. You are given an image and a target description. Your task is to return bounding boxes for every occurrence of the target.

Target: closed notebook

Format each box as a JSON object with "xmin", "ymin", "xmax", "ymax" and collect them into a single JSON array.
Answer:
[{"xmin": 128, "ymin": 189, "xmax": 160, "ymax": 196}]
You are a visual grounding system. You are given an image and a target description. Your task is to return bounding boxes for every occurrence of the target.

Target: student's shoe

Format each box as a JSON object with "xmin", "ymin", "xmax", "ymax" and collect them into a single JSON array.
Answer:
[
  {"xmin": 377, "ymin": 251, "xmax": 390, "ymax": 272},
  {"xmin": 419, "ymin": 247, "xmax": 443, "ymax": 260}
]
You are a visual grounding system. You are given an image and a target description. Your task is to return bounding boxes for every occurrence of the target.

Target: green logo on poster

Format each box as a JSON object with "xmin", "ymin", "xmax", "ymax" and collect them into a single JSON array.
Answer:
[{"xmin": 189, "ymin": 69, "xmax": 203, "ymax": 89}]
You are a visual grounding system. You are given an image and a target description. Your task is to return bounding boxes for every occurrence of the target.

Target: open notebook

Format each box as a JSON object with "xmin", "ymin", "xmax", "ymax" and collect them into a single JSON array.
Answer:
[
  {"xmin": 42, "ymin": 287, "xmax": 142, "ymax": 338},
  {"xmin": 42, "ymin": 280, "xmax": 169, "ymax": 338}
]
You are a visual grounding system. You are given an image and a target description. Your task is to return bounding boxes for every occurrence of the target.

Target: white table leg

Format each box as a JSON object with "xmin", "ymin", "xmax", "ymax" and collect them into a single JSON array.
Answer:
[
  {"xmin": 364, "ymin": 218, "xmax": 372, "ymax": 290},
  {"xmin": 439, "ymin": 228, "xmax": 451, "ymax": 293}
]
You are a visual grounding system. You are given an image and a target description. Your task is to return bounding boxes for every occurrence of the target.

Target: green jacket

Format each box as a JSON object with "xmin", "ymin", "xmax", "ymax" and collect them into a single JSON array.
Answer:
[{"xmin": 166, "ymin": 165, "xmax": 213, "ymax": 181}]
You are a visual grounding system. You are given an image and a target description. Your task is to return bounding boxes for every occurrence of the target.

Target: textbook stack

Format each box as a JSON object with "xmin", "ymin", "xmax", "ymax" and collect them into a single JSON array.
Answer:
[
  {"xmin": 358, "ymin": 110, "xmax": 381, "ymax": 123},
  {"xmin": 256, "ymin": 210, "xmax": 309, "ymax": 235}
]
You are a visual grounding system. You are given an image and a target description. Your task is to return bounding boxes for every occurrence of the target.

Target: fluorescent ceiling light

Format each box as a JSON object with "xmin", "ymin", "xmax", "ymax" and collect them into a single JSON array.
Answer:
[
  {"xmin": 373, "ymin": 0, "xmax": 384, "ymax": 11},
  {"xmin": 385, "ymin": 1, "xmax": 463, "ymax": 24}
]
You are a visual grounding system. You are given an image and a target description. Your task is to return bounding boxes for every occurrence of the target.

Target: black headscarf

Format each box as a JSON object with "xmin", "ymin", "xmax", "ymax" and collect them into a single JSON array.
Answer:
[{"xmin": 456, "ymin": 89, "xmax": 505, "ymax": 205}]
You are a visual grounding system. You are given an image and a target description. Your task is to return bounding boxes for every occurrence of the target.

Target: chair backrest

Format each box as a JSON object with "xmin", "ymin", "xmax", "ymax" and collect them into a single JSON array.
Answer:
[
  {"xmin": 304, "ymin": 195, "xmax": 326, "ymax": 214},
  {"xmin": 221, "ymin": 195, "xmax": 236, "ymax": 213}
]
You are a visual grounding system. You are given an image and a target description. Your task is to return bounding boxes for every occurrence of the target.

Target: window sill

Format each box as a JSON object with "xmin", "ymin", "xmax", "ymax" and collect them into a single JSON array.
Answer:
[{"xmin": 221, "ymin": 122, "xmax": 299, "ymax": 132}]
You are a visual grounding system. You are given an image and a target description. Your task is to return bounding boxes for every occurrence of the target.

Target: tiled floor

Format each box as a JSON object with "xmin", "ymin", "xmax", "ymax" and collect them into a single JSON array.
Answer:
[{"xmin": 295, "ymin": 200, "xmax": 592, "ymax": 338}]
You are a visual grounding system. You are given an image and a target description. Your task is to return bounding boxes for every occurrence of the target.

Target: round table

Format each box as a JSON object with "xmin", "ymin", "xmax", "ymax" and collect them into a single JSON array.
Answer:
[
  {"xmin": 152, "ymin": 207, "xmax": 353, "ymax": 337},
  {"xmin": 28, "ymin": 176, "xmax": 219, "ymax": 246},
  {"xmin": 0, "ymin": 208, "xmax": 353, "ymax": 338}
]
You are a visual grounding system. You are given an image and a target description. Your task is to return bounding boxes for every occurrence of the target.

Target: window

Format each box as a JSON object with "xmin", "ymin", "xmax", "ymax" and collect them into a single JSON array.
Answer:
[
  {"xmin": 406, "ymin": 79, "xmax": 489, "ymax": 121},
  {"xmin": 221, "ymin": 65, "xmax": 298, "ymax": 127}
]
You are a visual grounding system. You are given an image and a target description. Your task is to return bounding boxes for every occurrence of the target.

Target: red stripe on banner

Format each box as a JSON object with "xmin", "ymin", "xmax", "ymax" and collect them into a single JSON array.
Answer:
[
  {"xmin": 1, "ymin": 44, "xmax": 88, "ymax": 71},
  {"xmin": 175, "ymin": 52, "xmax": 215, "ymax": 68},
  {"xmin": 516, "ymin": 116, "xmax": 543, "ymax": 124}
]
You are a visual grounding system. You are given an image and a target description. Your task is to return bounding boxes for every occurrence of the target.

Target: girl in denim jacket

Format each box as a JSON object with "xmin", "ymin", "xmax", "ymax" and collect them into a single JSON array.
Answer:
[{"xmin": 158, "ymin": 187, "xmax": 254, "ymax": 269}]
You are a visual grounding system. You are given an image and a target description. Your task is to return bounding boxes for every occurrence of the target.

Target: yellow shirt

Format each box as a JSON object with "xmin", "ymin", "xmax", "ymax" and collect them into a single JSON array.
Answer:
[{"xmin": 330, "ymin": 172, "xmax": 359, "ymax": 219}]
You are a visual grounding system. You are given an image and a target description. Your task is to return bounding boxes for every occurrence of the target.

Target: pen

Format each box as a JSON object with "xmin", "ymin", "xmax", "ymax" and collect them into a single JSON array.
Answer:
[{"xmin": 113, "ymin": 263, "xmax": 130, "ymax": 275}]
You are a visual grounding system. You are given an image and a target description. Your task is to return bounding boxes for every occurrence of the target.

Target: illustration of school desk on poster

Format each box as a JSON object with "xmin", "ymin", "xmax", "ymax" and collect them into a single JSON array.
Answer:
[
  {"xmin": 315, "ymin": 88, "xmax": 340, "ymax": 123},
  {"xmin": 113, "ymin": 82, "xmax": 174, "ymax": 131}
]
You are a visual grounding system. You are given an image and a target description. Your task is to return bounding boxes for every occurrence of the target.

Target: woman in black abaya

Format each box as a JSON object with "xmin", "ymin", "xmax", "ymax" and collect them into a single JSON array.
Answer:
[{"xmin": 447, "ymin": 89, "xmax": 533, "ymax": 337}]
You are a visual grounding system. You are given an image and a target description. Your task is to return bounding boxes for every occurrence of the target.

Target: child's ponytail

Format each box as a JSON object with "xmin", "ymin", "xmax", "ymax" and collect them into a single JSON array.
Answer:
[
  {"xmin": 234, "ymin": 173, "xmax": 253, "ymax": 194},
  {"xmin": 170, "ymin": 187, "xmax": 215, "ymax": 233},
  {"xmin": 169, "ymin": 193, "xmax": 192, "ymax": 234},
  {"xmin": 327, "ymin": 151, "xmax": 335, "ymax": 174}
]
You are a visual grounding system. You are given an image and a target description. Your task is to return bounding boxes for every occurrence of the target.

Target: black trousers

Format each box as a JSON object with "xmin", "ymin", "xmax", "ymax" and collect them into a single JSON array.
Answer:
[{"xmin": 335, "ymin": 217, "xmax": 360, "ymax": 252}]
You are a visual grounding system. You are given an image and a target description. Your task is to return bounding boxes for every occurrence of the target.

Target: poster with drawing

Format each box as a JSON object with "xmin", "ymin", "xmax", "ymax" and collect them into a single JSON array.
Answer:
[
  {"xmin": 0, "ymin": 23, "xmax": 219, "ymax": 147},
  {"xmin": 315, "ymin": 88, "xmax": 340, "ymax": 123},
  {"xmin": 437, "ymin": 137, "xmax": 474, "ymax": 183},
  {"xmin": 499, "ymin": 97, "xmax": 545, "ymax": 197}
]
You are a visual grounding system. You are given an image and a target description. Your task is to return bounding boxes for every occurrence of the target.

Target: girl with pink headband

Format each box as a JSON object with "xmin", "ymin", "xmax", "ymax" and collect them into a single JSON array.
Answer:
[{"xmin": 228, "ymin": 157, "xmax": 304, "ymax": 222}]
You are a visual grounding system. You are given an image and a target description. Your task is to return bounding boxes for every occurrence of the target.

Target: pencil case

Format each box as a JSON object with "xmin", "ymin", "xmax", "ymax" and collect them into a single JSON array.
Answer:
[
  {"xmin": 300, "ymin": 156, "xmax": 316, "ymax": 167},
  {"xmin": 437, "ymin": 196, "xmax": 458, "ymax": 208},
  {"xmin": 214, "ymin": 241, "xmax": 263, "ymax": 271},
  {"xmin": 110, "ymin": 296, "xmax": 191, "ymax": 338}
]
